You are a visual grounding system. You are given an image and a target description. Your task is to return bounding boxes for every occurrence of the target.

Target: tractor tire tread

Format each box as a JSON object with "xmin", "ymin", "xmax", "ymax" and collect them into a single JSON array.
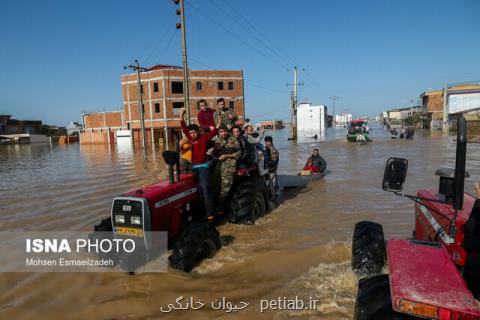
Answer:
[
  {"xmin": 352, "ymin": 221, "xmax": 386, "ymax": 277},
  {"xmin": 169, "ymin": 223, "xmax": 221, "ymax": 272}
]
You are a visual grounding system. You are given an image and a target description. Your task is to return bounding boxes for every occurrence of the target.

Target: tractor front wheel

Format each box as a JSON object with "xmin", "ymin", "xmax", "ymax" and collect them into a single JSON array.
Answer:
[
  {"xmin": 169, "ymin": 223, "xmax": 222, "ymax": 272},
  {"xmin": 355, "ymin": 274, "xmax": 419, "ymax": 320},
  {"xmin": 352, "ymin": 221, "xmax": 386, "ymax": 277}
]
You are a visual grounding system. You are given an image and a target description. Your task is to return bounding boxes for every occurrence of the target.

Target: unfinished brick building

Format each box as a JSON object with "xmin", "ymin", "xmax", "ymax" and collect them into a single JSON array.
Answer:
[
  {"xmin": 80, "ymin": 65, "xmax": 245, "ymax": 145},
  {"xmin": 420, "ymin": 84, "xmax": 480, "ymax": 131}
]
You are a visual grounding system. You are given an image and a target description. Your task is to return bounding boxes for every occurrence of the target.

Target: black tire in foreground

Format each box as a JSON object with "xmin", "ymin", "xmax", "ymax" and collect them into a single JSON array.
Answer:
[
  {"xmin": 229, "ymin": 176, "xmax": 266, "ymax": 223},
  {"xmin": 355, "ymin": 274, "xmax": 419, "ymax": 320},
  {"xmin": 169, "ymin": 223, "xmax": 222, "ymax": 272},
  {"xmin": 352, "ymin": 221, "xmax": 386, "ymax": 277}
]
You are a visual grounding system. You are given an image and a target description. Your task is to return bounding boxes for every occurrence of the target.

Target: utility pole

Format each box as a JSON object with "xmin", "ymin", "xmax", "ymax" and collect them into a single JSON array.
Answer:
[
  {"xmin": 287, "ymin": 66, "xmax": 303, "ymax": 140},
  {"xmin": 330, "ymin": 96, "xmax": 339, "ymax": 126},
  {"xmin": 443, "ymin": 82, "xmax": 449, "ymax": 134},
  {"xmin": 125, "ymin": 60, "xmax": 147, "ymax": 148},
  {"xmin": 175, "ymin": 0, "xmax": 191, "ymax": 124}
]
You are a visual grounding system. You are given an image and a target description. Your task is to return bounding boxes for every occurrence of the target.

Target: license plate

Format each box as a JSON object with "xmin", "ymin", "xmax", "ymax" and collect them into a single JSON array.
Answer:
[{"xmin": 115, "ymin": 227, "xmax": 144, "ymax": 237}]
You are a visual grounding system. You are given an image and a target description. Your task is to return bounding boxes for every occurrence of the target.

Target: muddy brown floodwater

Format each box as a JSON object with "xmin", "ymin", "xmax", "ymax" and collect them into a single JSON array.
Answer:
[{"xmin": 1, "ymin": 126, "xmax": 479, "ymax": 320}]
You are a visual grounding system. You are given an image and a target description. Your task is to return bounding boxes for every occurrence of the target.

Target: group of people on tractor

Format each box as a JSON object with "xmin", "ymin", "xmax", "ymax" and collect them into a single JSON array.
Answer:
[
  {"xmin": 348, "ymin": 122, "xmax": 369, "ymax": 134},
  {"xmin": 178, "ymin": 98, "xmax": 279, "ymax": 220}
]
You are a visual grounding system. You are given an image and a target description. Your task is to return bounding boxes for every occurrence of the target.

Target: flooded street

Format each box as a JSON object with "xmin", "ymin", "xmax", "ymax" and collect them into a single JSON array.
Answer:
[{"xmin": 1, "ymin": 126, "xmax": 480, "ymax": 320}]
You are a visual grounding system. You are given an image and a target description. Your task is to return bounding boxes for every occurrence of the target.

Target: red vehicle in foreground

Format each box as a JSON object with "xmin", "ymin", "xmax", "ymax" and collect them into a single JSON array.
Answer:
[{"xmin": 352, "ymin": 116, "xmax": 480, "ymax": 319}]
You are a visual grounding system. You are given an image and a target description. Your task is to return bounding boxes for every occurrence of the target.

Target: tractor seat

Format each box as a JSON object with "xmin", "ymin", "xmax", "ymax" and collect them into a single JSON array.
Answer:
[
  {"xmin": 435, "ymin": 167, "xmax": 470, "ymax": 178},
  {"xmin": 435, "ymin": 168, "xmax": 470, "ymax": 203}
]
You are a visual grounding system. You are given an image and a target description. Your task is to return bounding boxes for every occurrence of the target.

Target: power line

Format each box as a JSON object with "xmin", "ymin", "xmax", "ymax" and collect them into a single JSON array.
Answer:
[
  {"xmin": 219, "ymin": 0, "xmax": 327, "ymax": 99},
  {"xmin": 143, "ymin": 15, "xmax": 178, "ymax": 65},
  {"xmin": 245, "ymin": 81, "xmax": 290, "ymax": 94},
  {"xmin": 222, "ymin": 0, "xmax": 298, "ymax": 67},
  {"xmin": 189, "ymin": 56, "xmax": 289, "ymax": 93},
  {"xmin": 137, "ymin": 10, "xmax": 173, "ymax": 61},
  {"xmin": 188, "ymin": 56, "xmax": 217, "ymax": 70},
  {"xmin": 209, "ymin": 0, "xmax": 292, "ymax": 69},
  {"xmin": 157, "ymin": 27, "xmax": 178, "ymax": 61},
  {"xmin": 187, "ymin": 0, "xmax": 289, "ymax": 70},
  {"xmin": 250, "ymin": 105, "xmax": 290, "ymax": 119}
]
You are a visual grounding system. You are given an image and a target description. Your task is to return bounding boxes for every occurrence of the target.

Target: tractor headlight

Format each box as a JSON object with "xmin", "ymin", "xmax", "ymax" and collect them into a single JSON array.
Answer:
[
  {"xmin": 131, "ymin": 216, "xmax": 141, "ymax": 225},
  {"xmin": 115, "ymin": 215, "xmax": 125, "ymax": 224}
]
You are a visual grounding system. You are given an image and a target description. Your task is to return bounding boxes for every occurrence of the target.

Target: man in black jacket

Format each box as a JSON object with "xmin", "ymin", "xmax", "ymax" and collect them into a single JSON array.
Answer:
[{"xmin": 307, "ymin": 149, "xmax": 327, "ymax": 172}]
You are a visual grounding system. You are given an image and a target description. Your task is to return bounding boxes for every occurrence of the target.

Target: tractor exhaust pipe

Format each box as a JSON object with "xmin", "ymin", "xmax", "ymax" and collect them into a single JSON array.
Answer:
[
  {"xmin": 174, "ymin": 130, "xmax": 181, "ymax": 183},
  {"xmin": 168, "ymin": 165, "xmax": 175, "ymax": 184},
  {"xmin": 454, "ymin": 116, "xmax": 467, "ymax": 210}
]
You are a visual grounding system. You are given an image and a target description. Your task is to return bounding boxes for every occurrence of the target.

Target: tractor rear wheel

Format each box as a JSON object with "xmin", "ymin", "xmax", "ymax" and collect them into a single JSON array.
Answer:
[
  {"xmin": 352, "ymin": 221, "xmax": 386, "ymax": 277},
  {"xmin": 355, "ymin": 274, "xmax": 419, "ymax": 320},
  {"xmin": 229, "ymin": 176, "xmax": 266, "ymax": 223},
  {"xmin": 169, "ymin": 223, "xmax": 222, "ymax": 272},
  {"xmin": 252, "ymin": 191, "xmax": 266, "ymax": 219}
]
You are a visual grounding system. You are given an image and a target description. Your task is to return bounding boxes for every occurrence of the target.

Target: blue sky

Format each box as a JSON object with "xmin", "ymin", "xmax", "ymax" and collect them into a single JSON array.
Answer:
[{"xmin": 0, "ymin": 0, "xmax": 479, "ymax": 125}]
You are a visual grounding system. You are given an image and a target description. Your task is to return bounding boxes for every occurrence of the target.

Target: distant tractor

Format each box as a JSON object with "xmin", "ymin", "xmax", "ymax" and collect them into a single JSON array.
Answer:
[
  {"xmin": 352, "ymin": 116, "xmax": 480, "ymax": 319},
  {"xmin": 346, "ymin": 119, "xmax": 370, "ymax": 144},
  {"xmin": 91, "ymin": 135, "xmax": 278, "ymax": 272}
]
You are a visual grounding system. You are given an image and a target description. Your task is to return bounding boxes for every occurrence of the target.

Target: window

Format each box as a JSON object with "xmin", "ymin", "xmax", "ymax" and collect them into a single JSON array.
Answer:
[
  {"xmin": 229, "ymin": 101, "xmax": 235, "ymax": 109},
  {"xmin": 171, "ymin": 81, "xmax": 184, "ymax": 94},
  {"xmin": 153, "ymin": 82, "xmax": 159, "ymax": 92},
  {"xmin": 155, "ymin": 103, "xmax": 160, "ymax": 113},
  {"xmin": 172, "ymin": 102, "xmax": 184, "ymax": 115},
  {"xmin": 217, "ymin": 81, "xmax": 224, "ymax": 90},
  {"xmin": 228, "ymin": 81, "xmax": 234, "ymax": 90},
  {"xmin": 196, "ymin": 81, "xmax": 202, "ymax": 90}
]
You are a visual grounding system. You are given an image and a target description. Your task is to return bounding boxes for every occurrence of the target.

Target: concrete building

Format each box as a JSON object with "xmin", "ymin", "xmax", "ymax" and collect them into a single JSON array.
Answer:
[
  {"xmin": 379, "ymin": 112, "xmax": 389, "ymax": 126},
  {"xmin": 385, "ymin": 106, "xmax": 425, "ymax": 128},
  {"xmin": 0, "ymin": 115, "xmax": 43, "ymax": 134},
  {"xmin": 297, "ymin": 102, "xmax": 328, "ymax": 133},
  {"xmin": 80, "ymin": 65, "xmax": 245, "ymax": 145},
  {"xmin": 67, "ymin": 122, "xmax": 83, "ymax": 135},
  {"xmin": 260, "ymin": 120, "xmax": 284, "ymax": 129},
  {"xmin": 335, "ymin": 113, "xmax": 352, "ymax": 125}
]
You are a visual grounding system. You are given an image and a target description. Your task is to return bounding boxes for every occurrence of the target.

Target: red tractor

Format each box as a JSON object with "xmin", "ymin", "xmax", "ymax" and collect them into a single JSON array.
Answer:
[
  {"xmin": 352, "ymin": 116, "xmax": 480, "ymax": 319},
  {"xmin": 91, "ymin": 136, "xmax": 278, "ymax": 272}
]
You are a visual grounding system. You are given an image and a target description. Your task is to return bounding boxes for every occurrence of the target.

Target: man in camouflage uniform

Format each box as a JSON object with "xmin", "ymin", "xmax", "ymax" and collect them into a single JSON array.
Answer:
[
  {"xmin": 214, "ymin": 97, "xmax": 239, "ymax": 129},
  {"xmin": 213, "ymin": 126, "xmax": 242, "ymax": 206}
]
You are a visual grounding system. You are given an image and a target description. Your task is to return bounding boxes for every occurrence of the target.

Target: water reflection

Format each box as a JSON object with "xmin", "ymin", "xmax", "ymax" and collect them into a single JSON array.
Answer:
[{"xmin": 0, "ymin": 125, "xmax": 479, "ymax": 319}]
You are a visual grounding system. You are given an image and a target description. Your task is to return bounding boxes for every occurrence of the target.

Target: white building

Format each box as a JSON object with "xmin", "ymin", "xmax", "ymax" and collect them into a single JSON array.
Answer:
[
  {"xmin": 297, "ymin": 102, "xmax": 327, "ymax": 133},
  {"xmin": 335, "ymin": 113, "xmax": 352, "ymax": 124}
]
